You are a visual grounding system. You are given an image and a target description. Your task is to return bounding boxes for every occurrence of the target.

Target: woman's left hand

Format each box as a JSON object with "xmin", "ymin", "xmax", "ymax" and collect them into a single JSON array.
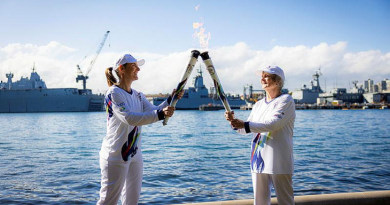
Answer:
[
  {"xmin": 230, "ymin": 119, "xmax": 245, "ymax": 129},
  {"xmin": 171, "ymin": 89, "xmax": 185, "ymax": 100}
]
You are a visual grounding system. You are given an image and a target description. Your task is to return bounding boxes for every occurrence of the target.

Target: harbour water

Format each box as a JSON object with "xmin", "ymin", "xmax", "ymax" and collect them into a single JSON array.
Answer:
[{"xmin": 0, "ymin": 110, "xmax": 389, "ymax": 204}]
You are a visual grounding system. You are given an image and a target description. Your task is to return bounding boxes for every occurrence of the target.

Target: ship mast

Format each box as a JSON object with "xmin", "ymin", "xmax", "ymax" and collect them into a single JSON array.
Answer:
[
  {"xmin": 312, "ymin": 68, "xmax": 323, "ymax": 93},
  {"xmin": 32, "ymin": 63, "xmax": 36, "ymax": 73}
]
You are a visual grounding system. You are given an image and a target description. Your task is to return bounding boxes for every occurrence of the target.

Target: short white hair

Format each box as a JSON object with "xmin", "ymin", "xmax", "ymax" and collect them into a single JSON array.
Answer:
[{"xmin": 273, "ymin": 74, "xmax": 284, "ymax": 90}]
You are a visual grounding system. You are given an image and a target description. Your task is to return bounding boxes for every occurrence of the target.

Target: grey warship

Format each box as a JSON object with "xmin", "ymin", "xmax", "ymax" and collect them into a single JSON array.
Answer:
[
  {"xmin": 150, "ymin": 68, "xmax": 246, "ymax": 110},
  {"xmin": 0, "ymin": 66, "xmax": 103, "ymax": 113},
  {"xmin": 291, "ymin": 69, "xmax": 324, "ymax": 104},
  {"xmin": 0, "ymin": 31, "xmax": 110, "ymax": 113}
]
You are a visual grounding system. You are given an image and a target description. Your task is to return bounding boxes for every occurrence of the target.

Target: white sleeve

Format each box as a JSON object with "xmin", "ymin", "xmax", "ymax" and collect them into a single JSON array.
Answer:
[
  {"xmin": 235, "ymin": 103, "xmax": 257, "ymax": 135},
  {"xmin": 248, "ymin": 96, "xmax": 295, "ymax": 133},
  {"xmin": 109, "ymin": 90, "xmax": 161, "ymax": 126},
  {"xmin": 140, "ymin": 92, "xmax": 169, "ymax": 112}
]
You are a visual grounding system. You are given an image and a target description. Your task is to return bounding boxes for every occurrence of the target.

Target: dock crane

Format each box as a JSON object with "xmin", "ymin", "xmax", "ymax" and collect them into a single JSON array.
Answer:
[{"xmin": 76, "ymin": 31, "xmax": 110, "ymax": 90}]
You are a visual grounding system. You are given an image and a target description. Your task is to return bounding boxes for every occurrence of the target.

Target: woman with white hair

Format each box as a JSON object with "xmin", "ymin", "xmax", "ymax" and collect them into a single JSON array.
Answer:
[
  {"xmin": 98, "ymin": 54, "xmax": 182, "ymax": 205},
  {"xmin": 225, "ymin": 66, "xmax": 296, "ymax": 205}
]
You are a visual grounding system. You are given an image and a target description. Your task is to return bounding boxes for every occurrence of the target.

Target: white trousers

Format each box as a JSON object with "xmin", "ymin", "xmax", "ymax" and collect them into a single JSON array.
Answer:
[
  {"xmin": 252, "ymin": 173, "xmax": 294, "ymax": 205},
  {"xmin": 97, "ymin": 157, "xmax": 143, "ymax": 205}
]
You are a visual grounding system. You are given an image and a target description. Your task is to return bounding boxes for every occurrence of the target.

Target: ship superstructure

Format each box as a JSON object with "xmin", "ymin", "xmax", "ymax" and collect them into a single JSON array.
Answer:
[
  {"xmin": 292, "ymin": 69, "xmax": 324, "ymax": 104},
  {"xmin": 150, "ymin": 68, "xmax": 245, "ymax": 110}
]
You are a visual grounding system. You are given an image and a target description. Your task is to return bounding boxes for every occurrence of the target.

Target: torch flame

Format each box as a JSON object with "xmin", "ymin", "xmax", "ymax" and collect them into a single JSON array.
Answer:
[
  {"xmin": 192, "ymin": 11, "xmax": 211, "ymax": 49},
  {"xmin": 192, "ymin": 5, "xmax": 211, "ymax": 49},
  {"xmin": 193, "ymin": 27, "xmax": 211, "ymax": 49},
  {"xmin": 193, "ymin": 22, "xmax": 204, "ymax": 29}
]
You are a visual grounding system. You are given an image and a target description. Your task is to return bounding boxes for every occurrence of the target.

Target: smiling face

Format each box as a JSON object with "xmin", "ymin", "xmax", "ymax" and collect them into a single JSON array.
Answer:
[
  {"xmin": 260, "ymin": 71, "xmax": 278, "ymax": 91},
  {"xmin": 120, "ymin": 63, "xmax": 140, "ymax": 82}
]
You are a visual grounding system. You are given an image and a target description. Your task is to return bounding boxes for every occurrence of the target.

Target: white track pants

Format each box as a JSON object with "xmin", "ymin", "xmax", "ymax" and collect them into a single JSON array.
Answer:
[
  {"xmin": 252, "ymin": 173, "xmax": 294, "ymax": 205},
  {"xmin": 97, "ymin": 157, "xmax": 143, "ymax": 205}
]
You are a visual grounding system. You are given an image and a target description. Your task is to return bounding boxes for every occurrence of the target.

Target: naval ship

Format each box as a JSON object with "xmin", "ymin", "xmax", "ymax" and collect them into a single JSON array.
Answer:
[
  {"xmin": 292, "ymin": 69, "xmax": 324, "ymax": 104},
  {"xmin": 0, "ymin": 66, "xmax": 104, "ymax": 113},
  {"xmin": 150, "ymin": 68, "xmax": 246, "ymax": 110}
]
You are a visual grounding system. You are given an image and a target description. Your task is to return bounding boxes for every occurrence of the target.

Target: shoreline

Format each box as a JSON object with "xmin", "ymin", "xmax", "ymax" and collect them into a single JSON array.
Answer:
[
  {"xmin": 172, "ymin": 190, "xmax": 390, "ymax": 205},
  {"xmin": 241, "ymin": 103, "xmax": 390, "ymax": 110}
]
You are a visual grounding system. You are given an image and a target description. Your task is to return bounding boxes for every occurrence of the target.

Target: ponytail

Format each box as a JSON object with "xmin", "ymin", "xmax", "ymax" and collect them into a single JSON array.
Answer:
[{"xmin": 105, "ymin": 67, "xmax": 117, "ymax": 87}]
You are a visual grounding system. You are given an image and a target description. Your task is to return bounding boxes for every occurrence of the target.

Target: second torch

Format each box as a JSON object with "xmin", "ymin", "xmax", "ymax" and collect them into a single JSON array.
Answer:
[{"xmin": 200, "ymin": 51, "xmax": 232, "ymax": 113}]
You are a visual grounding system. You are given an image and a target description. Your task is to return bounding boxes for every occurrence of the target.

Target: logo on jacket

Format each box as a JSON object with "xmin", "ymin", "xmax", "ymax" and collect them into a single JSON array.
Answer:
[
  {"xmin": 251, "ymin": 132, "xmax": 271, "ymax": 172},
  {"xmin": 105, "ymin": 94, "xmax": 113, "ymax": 118},
  {"xmin": 121, "ymin": 126, "xmax": 140, "ymax": 161}
]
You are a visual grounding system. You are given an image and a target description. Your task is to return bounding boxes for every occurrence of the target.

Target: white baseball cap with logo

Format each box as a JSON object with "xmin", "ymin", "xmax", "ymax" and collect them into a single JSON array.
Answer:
[
  {"xmin": 255, "ymin": 65, "xmax": 285, "ymax": 81},
  {"xmin": 115, "ymin": 54, "xmax": 145, "ymax": 70}
]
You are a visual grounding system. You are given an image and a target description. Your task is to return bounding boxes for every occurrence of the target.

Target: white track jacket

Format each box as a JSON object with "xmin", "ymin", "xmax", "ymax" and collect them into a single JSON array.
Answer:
[
  {"xmin": 100, "ymin": 85, "xmax": 169, "ymax": 162},
  {"xmin": 237, "ymin": 94, "xmax": 296, "ymax": 174}
]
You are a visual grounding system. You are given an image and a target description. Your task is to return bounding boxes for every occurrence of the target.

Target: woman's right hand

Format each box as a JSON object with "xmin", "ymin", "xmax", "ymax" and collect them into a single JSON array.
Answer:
[
  {"xmin": 163, "ymin": 106, "xmax": 175, "ymax": 117},
  {"xmin": 225, "ymin": 111, "xmax": 234, "ymax": 121}
]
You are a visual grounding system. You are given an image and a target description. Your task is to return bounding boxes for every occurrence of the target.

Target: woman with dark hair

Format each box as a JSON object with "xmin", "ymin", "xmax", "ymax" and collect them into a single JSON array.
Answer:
[
  {"xmin": 98, "ymin": 54, "xmax": 182, "ymax": 205},
  {"xmin": 226, "ymin": 66, "xmax": 296, "ymax": 205}
]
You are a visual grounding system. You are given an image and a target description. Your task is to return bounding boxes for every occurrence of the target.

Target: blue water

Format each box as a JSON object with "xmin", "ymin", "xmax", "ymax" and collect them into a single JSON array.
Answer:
[{"xmin": 0, "ymin": 110, "xmax": 389, "ymax": 204}]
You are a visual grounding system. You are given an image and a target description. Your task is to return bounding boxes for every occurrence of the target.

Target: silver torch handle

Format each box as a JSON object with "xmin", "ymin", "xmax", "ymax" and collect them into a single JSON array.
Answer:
[{"xmin": 163, "ymin": 50, "xmax": 200, "ymax": 126}]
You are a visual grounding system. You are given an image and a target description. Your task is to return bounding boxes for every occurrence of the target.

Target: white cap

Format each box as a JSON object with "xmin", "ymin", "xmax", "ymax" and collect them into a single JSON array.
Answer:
[
  {"xmin": 255, "ymin": 65, "xmax": 285, "ymax": 81},
  {"xmin": 115, "ymin": 54, "xmax": 145, "ymax": 69}
]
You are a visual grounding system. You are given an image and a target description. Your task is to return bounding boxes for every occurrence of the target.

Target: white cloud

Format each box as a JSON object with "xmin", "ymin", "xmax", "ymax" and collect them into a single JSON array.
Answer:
[{"xmin": 1, "ymin": 41, "xmax": 389, "ymax": 95}]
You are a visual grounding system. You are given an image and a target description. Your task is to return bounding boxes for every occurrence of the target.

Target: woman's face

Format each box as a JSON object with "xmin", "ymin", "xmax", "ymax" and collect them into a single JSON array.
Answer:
[
  {"xmin": 121, "ymin": 63, "xmax": 140, "ymax": 82},
  {"xmin": 260, "ymin": 71, "xmax": 278, "ymax": 90}
]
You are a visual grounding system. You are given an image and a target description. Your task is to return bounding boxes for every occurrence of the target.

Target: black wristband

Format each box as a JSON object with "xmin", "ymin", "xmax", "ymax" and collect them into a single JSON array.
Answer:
[
  {"xmin": 157, "ymin": 109, "xmax": 165, "ymax": 120},
  {"xmin": 244, "ymin": 122, "xmax": 251, "ymax": 133}
]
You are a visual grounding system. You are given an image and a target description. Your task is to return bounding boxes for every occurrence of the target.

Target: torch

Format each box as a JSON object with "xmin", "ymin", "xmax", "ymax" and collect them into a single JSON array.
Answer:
[
  {"xmin": 200, "ymin": 51, "xmax": 232, "ymax": 112},
  {"xmin": 163, "ymin": 50, "xmax": 201, "ymax": 126}
]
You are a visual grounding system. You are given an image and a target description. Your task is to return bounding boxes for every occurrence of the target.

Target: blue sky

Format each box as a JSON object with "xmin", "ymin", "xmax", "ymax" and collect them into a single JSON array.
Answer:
[
  {"xmin": 1, "ymin": 0, "xmax": 389, "ymax": 94},
  {"xmin": 1, "ymin": 0, "xmax": 389, "ymax": 53}
]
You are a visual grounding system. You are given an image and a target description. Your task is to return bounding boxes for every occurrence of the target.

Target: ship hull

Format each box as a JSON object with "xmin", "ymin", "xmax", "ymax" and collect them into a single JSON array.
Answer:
[
  {"xmin": 0, "ymin": 88, "xmax": 104, "ymax": 113},
  {"xmin": 292, "ymin": 90, "xmax": 320, "ymax": 104}
]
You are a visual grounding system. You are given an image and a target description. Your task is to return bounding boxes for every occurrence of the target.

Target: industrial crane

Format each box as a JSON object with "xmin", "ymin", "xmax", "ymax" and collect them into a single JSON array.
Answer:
[{"xmin": 76, "ymin": 31, "xmax": 110, "ymax": 90}]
